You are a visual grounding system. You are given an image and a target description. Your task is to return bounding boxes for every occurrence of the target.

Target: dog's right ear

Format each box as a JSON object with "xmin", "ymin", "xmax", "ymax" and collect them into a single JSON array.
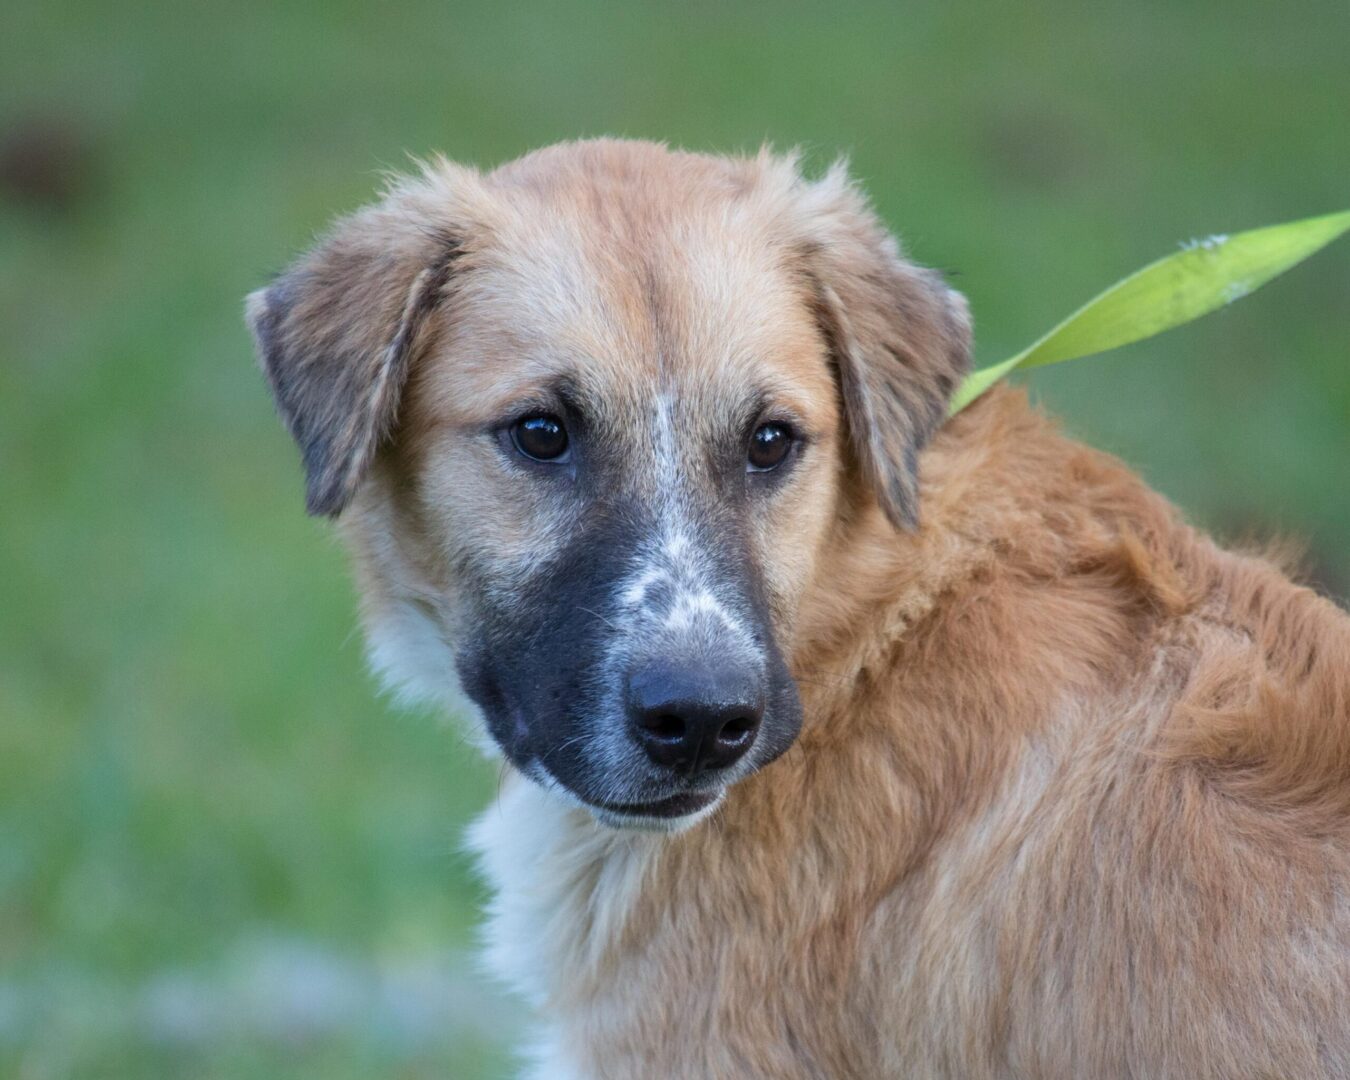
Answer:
[{"xmin": 245, "ymin": 168, "xmax": 475, "ymax": 516}]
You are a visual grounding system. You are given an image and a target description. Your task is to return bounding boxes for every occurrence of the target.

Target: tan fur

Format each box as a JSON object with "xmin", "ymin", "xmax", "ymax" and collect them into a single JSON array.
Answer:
[
  {"xmin": 249, "ymin": 140, "xmax": 1350, "ymax": 1078},
  {"xmin": 480, "ymin": 388, "xmax": 1350, "ymax": 1079}
]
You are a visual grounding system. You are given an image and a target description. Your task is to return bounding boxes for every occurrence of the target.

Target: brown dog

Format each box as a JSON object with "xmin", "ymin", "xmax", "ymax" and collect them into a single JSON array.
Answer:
[{"xmin": 247, "ymin": 139, "xmax": 1350, "ymax": 1078}]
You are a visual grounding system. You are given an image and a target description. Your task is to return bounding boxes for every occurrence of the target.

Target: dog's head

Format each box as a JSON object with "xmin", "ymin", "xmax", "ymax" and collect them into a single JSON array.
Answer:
[{"xmin": 247, "ymin": 140, "xmax": 970, "ymax": 830}]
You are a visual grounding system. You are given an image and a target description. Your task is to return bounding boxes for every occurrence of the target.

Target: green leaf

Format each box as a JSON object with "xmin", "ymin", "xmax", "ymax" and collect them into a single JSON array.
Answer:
[{"xmin": 948, "ymin": 209, "xmax": 1350, "ymax": 416}]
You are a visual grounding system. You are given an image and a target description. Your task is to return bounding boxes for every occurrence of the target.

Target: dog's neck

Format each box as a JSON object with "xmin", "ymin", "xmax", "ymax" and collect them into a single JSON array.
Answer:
[{"xmin": 789, "ymin": 384, "xmax": 1058, "ymax": 712}]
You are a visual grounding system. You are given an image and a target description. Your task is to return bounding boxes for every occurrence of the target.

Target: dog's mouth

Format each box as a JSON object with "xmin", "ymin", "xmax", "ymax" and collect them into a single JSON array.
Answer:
[
  {"xmin": 525, "ymin": 760, "xmax": 726, "ymax": 831},
  {"xmin": 587, "ymin": 789, "xmax": 724, "ymax": 830},
  {"xmin": 594, "ymin": 790, "xmax": 719, "ymax": 817}
]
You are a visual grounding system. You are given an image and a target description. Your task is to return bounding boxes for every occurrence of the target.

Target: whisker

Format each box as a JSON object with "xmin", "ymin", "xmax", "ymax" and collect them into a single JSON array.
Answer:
[{"xmin": 578, "ymin": 605, "xmax": 621, "ymax": 630}]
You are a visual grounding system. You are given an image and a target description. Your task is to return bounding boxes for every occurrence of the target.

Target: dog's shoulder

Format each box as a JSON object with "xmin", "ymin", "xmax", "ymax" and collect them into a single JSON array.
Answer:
[
  {"xmin": 935, "ymin": 389, "xmax": 1349, "ymax": 825},
  {"xmin": 1160, "ymin": 543, "xmax": 1350, "ymax": 824}
]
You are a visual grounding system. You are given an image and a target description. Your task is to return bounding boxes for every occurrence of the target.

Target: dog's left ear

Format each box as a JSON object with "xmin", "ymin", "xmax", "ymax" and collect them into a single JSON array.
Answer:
[{"xmin": 791, "ymin": 164, "xmax": 972, "ymax": 529}]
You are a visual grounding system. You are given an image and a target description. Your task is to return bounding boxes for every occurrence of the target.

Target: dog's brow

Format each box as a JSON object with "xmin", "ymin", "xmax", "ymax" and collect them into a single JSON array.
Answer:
[
  {"xmin": 533, "ymin": 374, "xmax": 586, "ymax": 418},
  {"xmin": 729, "ymin": 387, "xmax": 819, "ymax": 441},
  {"xmin": 477, "ymin": 373, "xmax": 588, "ymax": 425},
  {"xmin": 730, "ymin": 391, "xmax": 773, "ymax": 436}
]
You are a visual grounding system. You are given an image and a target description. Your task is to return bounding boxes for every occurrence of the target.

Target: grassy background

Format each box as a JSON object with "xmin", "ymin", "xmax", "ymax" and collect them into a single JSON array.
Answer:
[{"xmin": 2, "ymin": 1, "xmax": 1347, "ymax": 1076}]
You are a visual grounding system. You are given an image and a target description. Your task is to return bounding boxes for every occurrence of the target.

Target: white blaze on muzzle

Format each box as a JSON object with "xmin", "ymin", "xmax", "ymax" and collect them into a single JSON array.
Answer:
[
  {"xmin": 617, "ymin": 529, "xmax": 760, "ymax": 659},
  {"xmin": 614, "ymin": 395, "xmax": 762, "ymax": 664}
]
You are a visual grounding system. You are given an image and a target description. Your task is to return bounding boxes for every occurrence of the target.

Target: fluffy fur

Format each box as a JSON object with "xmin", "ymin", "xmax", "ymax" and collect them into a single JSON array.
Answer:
[
  {"xmin": 471, "ymin": 387, "xmax": 1350, "ymax": 1077},
  {"xmin": 249, "ymin": 139, "xmax": 1350, "ymax": 1078}
]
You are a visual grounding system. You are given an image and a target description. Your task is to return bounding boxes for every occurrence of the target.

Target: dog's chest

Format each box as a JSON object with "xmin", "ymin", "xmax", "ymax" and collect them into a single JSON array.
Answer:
[
  {"xmin": 466, "ymin": 779, "xmax": 659, "ymax": 1010},
  {"xmin": 465, "ymin": 779, "xmax": 889, "ymax": 1078}
]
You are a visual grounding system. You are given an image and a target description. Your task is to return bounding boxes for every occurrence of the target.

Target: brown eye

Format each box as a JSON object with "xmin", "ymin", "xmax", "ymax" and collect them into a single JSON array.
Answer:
[
  {"xmin": 748, "ymin": 422, "xmax": 793, "ymax": 472},
  {"xmin": 511, "ymin": 414, "xmax": 569, "ymax": 462}
]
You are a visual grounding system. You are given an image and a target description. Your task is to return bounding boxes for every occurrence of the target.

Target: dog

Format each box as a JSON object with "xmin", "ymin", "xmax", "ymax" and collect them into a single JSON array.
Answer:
[{"xmin": 247, "ymin": 139, "xmax": 1350, "ymax": 1078}]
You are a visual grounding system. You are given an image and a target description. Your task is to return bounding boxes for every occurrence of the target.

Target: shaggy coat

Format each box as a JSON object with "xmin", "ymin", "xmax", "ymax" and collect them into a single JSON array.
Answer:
[{"xmin": 249, "ymin": 139, "xmax": 1350, "ymax": 1079}]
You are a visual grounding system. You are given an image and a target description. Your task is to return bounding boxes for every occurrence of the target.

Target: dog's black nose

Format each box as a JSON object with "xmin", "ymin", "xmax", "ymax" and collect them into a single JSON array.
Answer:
[{"xmin": 627, "ymin": 660, "xmax": 764, "ymax": 776}]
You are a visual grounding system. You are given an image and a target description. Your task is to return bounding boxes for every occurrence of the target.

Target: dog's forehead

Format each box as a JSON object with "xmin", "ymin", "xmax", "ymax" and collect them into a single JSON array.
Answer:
[{"xmin": 421, "ymin": 177, "xmax": 835, "ymax": 428}]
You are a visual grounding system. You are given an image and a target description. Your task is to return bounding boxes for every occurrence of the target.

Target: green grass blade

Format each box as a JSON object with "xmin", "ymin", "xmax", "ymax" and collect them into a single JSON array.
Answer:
[{"xmin": 949, "ymin": 209, "xmax": 1350, "ymax": 415}]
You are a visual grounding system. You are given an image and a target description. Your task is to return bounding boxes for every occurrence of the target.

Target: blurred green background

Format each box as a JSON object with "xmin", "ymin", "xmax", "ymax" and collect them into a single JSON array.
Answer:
[{"xmin": 2, "ymin": 1, "xmax": 1347, "ymax": 1076}]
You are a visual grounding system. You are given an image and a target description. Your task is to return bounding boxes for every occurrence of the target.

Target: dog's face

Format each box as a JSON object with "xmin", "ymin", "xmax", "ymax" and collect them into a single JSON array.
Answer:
[
  {"xmin": 247, "ymin": 141, "xmax": 970, "ymax": 829},
  {"xmin": 395, "ymin": 212, "xmax": 839, "ymax": 827}
]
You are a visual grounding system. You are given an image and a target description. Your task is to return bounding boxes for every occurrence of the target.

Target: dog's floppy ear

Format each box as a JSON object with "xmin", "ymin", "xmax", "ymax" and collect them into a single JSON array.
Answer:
[
  {"xmin": 792, "ymin": 163, "xmax": 972, "ymax": 529},
  {"xmin": 245, "ymin": 171, "xmax": 470, "ymax": 516}
]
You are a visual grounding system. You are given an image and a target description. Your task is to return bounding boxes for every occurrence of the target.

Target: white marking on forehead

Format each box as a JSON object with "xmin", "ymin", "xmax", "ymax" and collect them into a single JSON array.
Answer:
[{"xmin": 653, "ymin": 392, "xmax": 681, "ymax": 492}]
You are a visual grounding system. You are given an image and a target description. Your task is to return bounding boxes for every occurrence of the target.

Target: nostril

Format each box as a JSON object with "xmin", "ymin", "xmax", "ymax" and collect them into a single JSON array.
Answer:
[
  {"xmin": 717, "ymin": 715, "xmax": 758, "ymax": 746},
  {"xmin": 642, "ymin": 713, "xmax": 687, "ymax": 742}
]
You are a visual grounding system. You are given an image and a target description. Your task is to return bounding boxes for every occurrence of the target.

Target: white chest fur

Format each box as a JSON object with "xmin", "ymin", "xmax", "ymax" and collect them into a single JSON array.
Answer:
[{"xmin": 466, "ymin": 779, "xmax": 661, "ymax": 1075}]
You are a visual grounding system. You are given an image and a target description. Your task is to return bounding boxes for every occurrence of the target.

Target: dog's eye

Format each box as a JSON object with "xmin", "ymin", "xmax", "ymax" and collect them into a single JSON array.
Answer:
[
  {"xmin": 511, "ymin": 414, "xmax": 570, "ymax": 462},
  {"xmin": 747, "ymin": 422, "xmax": 793, "ymax": 472}
]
